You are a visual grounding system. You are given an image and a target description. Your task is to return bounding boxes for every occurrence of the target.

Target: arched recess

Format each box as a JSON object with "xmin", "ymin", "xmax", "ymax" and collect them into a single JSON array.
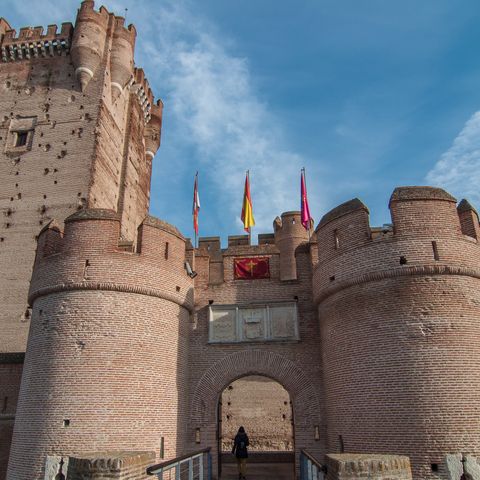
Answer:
[{"xmin": 191, "ymin": 349, "xmax": 322, "ymax": 429}]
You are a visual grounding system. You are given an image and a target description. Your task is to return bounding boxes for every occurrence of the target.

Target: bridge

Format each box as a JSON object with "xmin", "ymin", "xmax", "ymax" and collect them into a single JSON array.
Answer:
[{"xmin": 146, "ymin": 449, "xmax": 323, "ymax": 480}]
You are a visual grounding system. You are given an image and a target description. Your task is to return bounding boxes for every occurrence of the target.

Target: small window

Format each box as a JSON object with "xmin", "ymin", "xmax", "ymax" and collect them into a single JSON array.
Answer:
[
  {"xmin": 334, "ymin": 229, "xmax": 340, "ymax": 249},
  {"xmin": 15, "ymin": 131, "xmax": 28, "ymax": 147},
  {"xmin": 6, "ymin": 116, "xmax": 37, "ymax": 153}
]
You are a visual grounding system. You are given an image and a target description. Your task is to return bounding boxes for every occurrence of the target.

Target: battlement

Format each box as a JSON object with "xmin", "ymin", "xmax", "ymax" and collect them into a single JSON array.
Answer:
[
  {"xmin": 1, "ymin": 23, "xmax": 73, "ymax": 61},
  {"xmin": 132, "ymin": 68, "xmax": 154, "ymax": 122},
  {"xmin": 30, "ymin": 209, "xmax": 194, "ymax": 311},
  {"xmin": 194, "ymin": 211, "xmax": 316, "ymax": 284},
  {"xmin": 112, "ymin": 15, "xmax": 137, "ymax": 43},
  {"xmin": 313, "ymin": 186, "xmax": 480, "ymax": 304}
]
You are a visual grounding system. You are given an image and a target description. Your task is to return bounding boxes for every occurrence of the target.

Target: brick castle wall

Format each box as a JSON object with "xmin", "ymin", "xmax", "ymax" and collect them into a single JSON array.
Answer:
[
  {"xmin": 188, "ymin": 213, "xmax": 326, "ymax": 478},
  {"xmin": 0, "ymin": 355, "xmax": 23, "ymax": 480},
  {"xmin": 3, "ymin": 2, "xmax": 480, "ymax": 480},
  {"xmin": 0, "ymin": 5, "xmax": 161, "ymax": 475},
  {"xmin": 314, "ymin": 187, "xmax": 480, "ymax": 479},
  {"xmin": 0, "ymin": 0, "xmax": 162, "ymax": 354},
  {"xmin": 6, "ymin": 211, "xmax": 192, "ymax": 479}
]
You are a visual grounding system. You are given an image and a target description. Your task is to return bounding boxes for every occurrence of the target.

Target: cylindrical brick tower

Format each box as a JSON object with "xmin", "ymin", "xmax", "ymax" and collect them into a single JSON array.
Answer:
[
  {"xmin": 313, "ymin": 187, "xmax": 480, "ymax": 479},
  {"xmin": 274, "ymin": 211, "xmax": 310, "ymax": 281},
  {"xmin": 110, "ymin": 16, "xmax": 136, "ymax": 101},
  {"xmin": 7, "ymin": 210, "xmax": 194, "ymax": 480},
  {"xmin": 70, "ymin": 1, "xmax": 109, "ymax": 91}
]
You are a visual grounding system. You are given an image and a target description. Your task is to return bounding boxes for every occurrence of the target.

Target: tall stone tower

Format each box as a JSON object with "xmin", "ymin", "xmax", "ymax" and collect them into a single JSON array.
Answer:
[{"xmin": 0, "ymin": 0, "xmax": 162, "ymax": 353}]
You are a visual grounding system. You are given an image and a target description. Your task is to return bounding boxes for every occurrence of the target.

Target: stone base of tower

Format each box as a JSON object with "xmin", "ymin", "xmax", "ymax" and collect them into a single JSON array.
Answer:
[
  {"xmin": 45, "ymin": 451, "xmax": 154, "ymax": 480},
  {"xmin": 325, "ymin": 454, "xmax": 412, "ymax": 480}
]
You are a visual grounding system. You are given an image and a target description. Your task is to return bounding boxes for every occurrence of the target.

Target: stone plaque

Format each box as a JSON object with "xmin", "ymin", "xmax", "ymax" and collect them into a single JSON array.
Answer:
[
  {"xmin": 240, "ymin": 308, "xmax": 265, "ymax": 340},
  {"xmin": 270, "ymin": 304, "xmax": 296, "ymax": 338},
  {"xmin": 210, "ymin": 308, "xmax": 236, "ymax": 342},
  {"xmin": 209, "ymin": 303, "xmax": 298, "ymax": 343}
]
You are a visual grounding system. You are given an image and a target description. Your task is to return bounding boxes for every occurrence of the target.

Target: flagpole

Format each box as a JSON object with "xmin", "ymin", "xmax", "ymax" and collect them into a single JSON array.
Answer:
[
  {"xmin": 302, "ymin": 167, "xmax": 311, "ymax": 241},
  {"xmin": 194, "ymin": 171, "xmax": 198, "ymax": 248}
]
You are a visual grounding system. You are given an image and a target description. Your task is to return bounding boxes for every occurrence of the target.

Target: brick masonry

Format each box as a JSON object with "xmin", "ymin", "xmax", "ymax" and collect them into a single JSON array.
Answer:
[
  {"xmin": 0, "ymin": 354, "xmax": 23, "ymax": 480},
  {"xmin": 1, "ymin": 3, "xmax": 480, "ymax": 480}
]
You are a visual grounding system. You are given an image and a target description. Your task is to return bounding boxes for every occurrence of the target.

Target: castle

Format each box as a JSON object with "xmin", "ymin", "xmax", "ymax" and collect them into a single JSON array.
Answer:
[{"xmin": 1, "ymin": 2, "xmax": 480, "ymax": 480}]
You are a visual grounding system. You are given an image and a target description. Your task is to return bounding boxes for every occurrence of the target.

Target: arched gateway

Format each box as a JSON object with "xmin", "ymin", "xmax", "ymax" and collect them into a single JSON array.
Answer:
[
  {"xmin": 190, "ymin": 350, "xmax": 323, "ymax": 476},
  {"xmin": 191, "ymin": 350, "xmax": 322, "ymax": 425}
]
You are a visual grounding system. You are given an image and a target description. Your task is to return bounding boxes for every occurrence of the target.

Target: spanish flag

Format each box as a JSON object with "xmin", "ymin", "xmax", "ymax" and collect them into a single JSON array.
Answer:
[{"xmin": 241, "ymin": 171, "xmax": 255, "ymax": 232}]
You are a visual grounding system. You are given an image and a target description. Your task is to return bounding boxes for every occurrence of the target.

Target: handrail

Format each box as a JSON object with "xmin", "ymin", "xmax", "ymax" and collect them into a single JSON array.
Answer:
[
  {"xmin": 300, "ymin": 449, "xmax": 327, "ymax": 479},
  {"xmin": 301, "ymin": 450, "xmax": 324, "ymax": 467},
  {"xmin": 146, "ymin": 447, "xmax": 211, "ymax": 474}
]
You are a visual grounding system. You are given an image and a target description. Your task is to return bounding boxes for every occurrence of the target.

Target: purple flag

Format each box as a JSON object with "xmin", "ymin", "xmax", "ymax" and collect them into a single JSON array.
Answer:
[{"xmin": 301, "ymin": 169, "xmax": 312, "ymax": 230}]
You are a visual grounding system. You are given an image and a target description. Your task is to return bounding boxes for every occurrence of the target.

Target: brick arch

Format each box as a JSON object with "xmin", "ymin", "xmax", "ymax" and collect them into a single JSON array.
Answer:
[{"xmin": 191, "ymin": 349, "xmax": 322, "ymax": 427}]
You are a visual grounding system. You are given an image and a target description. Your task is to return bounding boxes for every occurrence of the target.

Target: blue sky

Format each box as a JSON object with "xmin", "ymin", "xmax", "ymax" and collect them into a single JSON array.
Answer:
[{"xmin": 4, "ymin": 0, "xmax": 480, "ymax": 242}]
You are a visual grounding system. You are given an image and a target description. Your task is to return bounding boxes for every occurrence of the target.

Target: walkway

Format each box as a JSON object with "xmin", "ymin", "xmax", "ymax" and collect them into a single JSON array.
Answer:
[{"xmin": 220, "ymin": 462, "xmax": 294, "ymax": 479}]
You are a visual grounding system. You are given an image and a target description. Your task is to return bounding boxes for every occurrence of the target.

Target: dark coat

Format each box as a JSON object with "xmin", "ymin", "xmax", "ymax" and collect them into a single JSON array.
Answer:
[{"xmin": 232, "ymin": 432, "xmax": 249, "ymax": 459}]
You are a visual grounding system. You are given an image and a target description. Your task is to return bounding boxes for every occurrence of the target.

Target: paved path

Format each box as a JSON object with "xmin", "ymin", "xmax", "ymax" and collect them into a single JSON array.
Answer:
[{"xmin": 220, "ymin": 462, "xmax": 294, "ymax": 479}]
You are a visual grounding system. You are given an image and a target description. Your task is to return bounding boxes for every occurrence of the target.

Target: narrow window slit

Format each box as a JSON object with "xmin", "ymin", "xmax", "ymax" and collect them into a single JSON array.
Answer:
[
  {"xmin": 432, "ymin": 241, "xmax": 439, "ymax": 261},
  {"xmin": 334, "ymin": 229, "xmax": 340, "ymax": 249}
]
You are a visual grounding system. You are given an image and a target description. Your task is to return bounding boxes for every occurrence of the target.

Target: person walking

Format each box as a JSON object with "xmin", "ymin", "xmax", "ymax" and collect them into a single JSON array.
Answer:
[{"xmin": 232, "ymin": 426, "xmax": 249, "ymax": 479}]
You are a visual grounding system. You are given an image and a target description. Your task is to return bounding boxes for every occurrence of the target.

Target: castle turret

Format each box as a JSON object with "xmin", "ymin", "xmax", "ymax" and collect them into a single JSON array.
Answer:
[
  {"xmin": 109, "ymin": 16, "xmax": 136, "ymax": 101},
  {"xmin": 273, "ymin": 211, "xmax": 310, "ymax": 281},
  {"xmin": 313, "ymin": 186, "xmax": 480, "ymax": 479},
  {"xmin": 144, "ymin": 100, "xmax": 163, "ymax": 160},
  {"xmin": 70, "ymin": 1, "xmax": 108, "ymax": 91},
  {"xmin": 7, "ymin": 211, "xmax": 194, "ymax": 479}
]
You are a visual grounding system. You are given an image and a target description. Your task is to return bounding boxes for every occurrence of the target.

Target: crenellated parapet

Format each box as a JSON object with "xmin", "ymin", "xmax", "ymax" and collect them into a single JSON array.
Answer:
[
  {"xmin": 30, "ymin": 209, "xmax": 194, "ymax": 312},
  {"xmin": 1, "ymin": 22, "xmax": 73, "ymax": 62},
  {"xmin": 131, "ymin": 67, "xmax": 155, "ymax": 123},
  {"xmin": 194, "ymin": 211, "xmax": 316, "ymax": 285},
  {"xmin": 313, "ymin": 186, "xmax": 480, "ymax": 304}
]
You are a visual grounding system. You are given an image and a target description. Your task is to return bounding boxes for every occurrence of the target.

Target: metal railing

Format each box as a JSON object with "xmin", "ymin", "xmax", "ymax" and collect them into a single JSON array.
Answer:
[
  {"xmin": 300, "ymin": 449, "xmax": 327, "ymax": 480},
  {"xmin": 146, "ymin": 448, "xmax": 212, "ymax": 480}
]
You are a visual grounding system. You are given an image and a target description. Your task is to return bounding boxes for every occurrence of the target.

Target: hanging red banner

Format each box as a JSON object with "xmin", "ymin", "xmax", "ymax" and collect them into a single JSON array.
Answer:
[{"xmin": 234, "ymin": 257, "xmax": 270, "ymax": 280}]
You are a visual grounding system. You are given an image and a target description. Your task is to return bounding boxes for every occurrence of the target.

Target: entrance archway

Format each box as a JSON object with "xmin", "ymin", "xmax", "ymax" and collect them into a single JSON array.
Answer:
[
  {"xmin": 190, "ymin": 350, "xmax": 324, "ymax": 479},
  {"xmin": 219, "ymin": 375, "xmax": 294, "ymax": 478}
]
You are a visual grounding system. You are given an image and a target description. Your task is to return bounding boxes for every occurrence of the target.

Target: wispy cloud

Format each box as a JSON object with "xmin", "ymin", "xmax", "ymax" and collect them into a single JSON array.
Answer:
[
  {"xmin": 117, "ymin": 0, "xmax": 317, "ymax": 233},
  {"xmin": 426, "ymin": 111, "xmax": 480, "ymax": 205},
  {"xmin": 5, "ymin": 0, "xmax": 317, "ymax": 234}
]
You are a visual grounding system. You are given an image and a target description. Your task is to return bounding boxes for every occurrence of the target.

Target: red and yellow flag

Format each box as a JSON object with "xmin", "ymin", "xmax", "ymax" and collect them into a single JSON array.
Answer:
[
  {"xmin": 241, "ymin": 171, "xmax": 255, "ymax": 232},
  {"xmin": 234, "ymin": 257, "xmax": 270, "ymax": 279}
]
